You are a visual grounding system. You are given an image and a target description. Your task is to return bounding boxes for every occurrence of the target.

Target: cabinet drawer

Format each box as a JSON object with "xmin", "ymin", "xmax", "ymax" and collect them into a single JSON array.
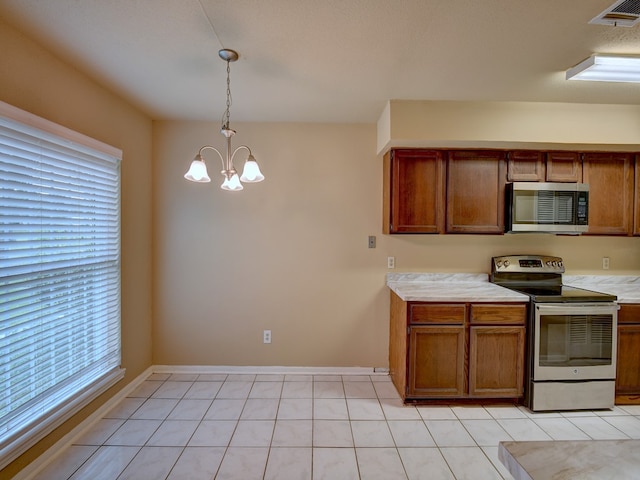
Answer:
[
  {"xmin": 470, "ymin": 304, "xmax": 527, "ymax": 324},
  {"xmin": 619, "ymin": 304, "xmax": 640, "ymax": 324},
  {"xmin": 409, "ymin": 304, "xmax": 466, "ymax": 324}
]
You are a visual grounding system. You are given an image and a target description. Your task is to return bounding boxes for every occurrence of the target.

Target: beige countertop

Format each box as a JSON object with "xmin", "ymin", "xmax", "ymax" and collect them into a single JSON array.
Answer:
[
  {"xmin": 499, "ymin": 439, "xmax": 640, "ymax": 480},
  {"xmin": 386, "ymin": 273, "xmax": 529, "ymax": 303},
  {"xmin": 387, "ymin": 273, "xmax": 640, "ymax": 304},
  {"xmin": 564, "ymin": 275, "xmax": 640, "ymax": 304}
]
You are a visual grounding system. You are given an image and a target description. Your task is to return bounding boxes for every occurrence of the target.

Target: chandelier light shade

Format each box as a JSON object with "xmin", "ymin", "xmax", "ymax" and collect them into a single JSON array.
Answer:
[
  {"xmin": 566, "ymin": 54, "xmax": 640, "ymax": 83},
  {"xmin": 184, "ymin": 155, "xmax": 211, "ymax": 183},
  {"xmin": 184, "ymin": 48, "xmax": 264, "ymax": 191}
]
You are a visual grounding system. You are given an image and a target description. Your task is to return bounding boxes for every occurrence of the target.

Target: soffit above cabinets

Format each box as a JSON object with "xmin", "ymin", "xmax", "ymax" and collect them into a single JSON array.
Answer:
[{"xmin": 377, "ymin": 100, "xmax": 640, "ymax": 155}]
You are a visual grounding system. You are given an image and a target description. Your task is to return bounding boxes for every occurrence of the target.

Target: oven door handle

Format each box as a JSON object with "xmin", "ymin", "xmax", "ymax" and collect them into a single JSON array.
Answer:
[{"xmin": 535, "ymin": 303, "xmax": 619, "ymax": 313}]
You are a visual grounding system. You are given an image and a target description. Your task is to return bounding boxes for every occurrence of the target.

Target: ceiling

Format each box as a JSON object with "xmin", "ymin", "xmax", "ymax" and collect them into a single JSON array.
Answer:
[{"xmin": 1, "ymin": 0, "xmax": 640, "ymax": 123}]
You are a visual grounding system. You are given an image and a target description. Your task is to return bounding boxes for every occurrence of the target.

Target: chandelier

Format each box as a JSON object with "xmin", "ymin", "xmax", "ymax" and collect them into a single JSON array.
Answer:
[{"xmin": 184, "ymin": 49, "xmax": 264, "ymax": 191}]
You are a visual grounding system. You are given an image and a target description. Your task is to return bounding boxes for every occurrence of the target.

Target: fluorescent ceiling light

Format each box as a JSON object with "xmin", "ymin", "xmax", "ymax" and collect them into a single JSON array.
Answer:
[{"xmin": 566, "ymin": 54, "xmax": 640, "ymax": 83}]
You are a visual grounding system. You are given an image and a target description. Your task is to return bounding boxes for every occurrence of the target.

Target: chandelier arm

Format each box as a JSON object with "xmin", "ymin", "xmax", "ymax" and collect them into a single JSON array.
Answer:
[
  {"xmin": 198, "ymin": 145, "xmax": 226, "ymax": 171},
  {"xmin": 230, "ymin": 145, "xmax": 252, "ymax": 164}
]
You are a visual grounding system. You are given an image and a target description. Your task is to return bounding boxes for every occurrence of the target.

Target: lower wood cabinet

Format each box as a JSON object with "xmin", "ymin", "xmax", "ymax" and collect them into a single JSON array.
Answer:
[
  {"xmin": 409, "ymin": 326, "xmax": 465, "ymax": 397},
  {"xmin": 635, "ymin": 155, "xmax": 640, "ymax": 235},
  {"xmin": 389, "ymin": 292, "xmax": 527, "ymax": 402},
  {"xmin": 616, "ymin": 304, "xmax": 640, "ymax": 404},
  {"xmin": 469, "ymin": 326, "xmax": 525, "ymax": 397}
]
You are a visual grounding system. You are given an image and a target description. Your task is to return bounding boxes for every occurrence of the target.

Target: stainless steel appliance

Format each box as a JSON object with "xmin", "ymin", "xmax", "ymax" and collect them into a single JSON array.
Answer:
[
  {"xmin": 505, "ymin": 182, "xmax": 589, "ymax": 234},
  {"xmin": 490, "ymin": 255, "xmax": 618, "ymax": 411}
]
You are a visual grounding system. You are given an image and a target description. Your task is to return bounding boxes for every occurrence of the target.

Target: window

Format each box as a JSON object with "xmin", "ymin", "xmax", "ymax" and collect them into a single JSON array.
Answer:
[{"xmin": 0, "ymin": 102, "xmax": 124, "ymax": 467}]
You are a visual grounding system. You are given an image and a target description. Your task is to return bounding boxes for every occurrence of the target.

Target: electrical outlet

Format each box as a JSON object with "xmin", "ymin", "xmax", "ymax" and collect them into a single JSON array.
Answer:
[
  {"xmin": 387, "ymin": 256, "xmax": 395, "ymax": 269},
  {"xmin": 263, "ymin": 330, "xmax": 271, "ymax": 344},
  {"xmin": 368, "ymin": 235, "xmax": 376, "ymax": 248},
  {"xmin": 602, "ymin": 257, "xmax": 610, "ymax": 270}
]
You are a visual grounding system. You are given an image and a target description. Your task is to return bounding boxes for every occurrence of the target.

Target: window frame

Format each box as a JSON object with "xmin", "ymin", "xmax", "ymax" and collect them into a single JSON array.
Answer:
[{"xmin": 0, "ymin": 101, "xmax": 125, "ymax": 469}]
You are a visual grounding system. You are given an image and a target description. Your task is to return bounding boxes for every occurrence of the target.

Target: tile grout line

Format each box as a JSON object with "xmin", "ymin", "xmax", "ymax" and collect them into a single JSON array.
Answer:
[
  {"xmin": 164, "ymin": 374, "xmax": 227, "ymax": 480},
  {"xmin": 111, "ymin": 376, "xmax": 170, "ymax": 480},
  {"xmin": 454, "ymin": 407, "xmax": 512, "ymax": 479},
  {"xmin": 44, "ymin": 373, "xmax": 640, "ymax": 480}
]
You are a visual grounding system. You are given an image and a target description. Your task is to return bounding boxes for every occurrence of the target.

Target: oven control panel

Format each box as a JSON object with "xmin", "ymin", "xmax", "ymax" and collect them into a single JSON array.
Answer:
[{"xmin": 491, "ymin": 255, "xmax": 565, "ymax": 274}]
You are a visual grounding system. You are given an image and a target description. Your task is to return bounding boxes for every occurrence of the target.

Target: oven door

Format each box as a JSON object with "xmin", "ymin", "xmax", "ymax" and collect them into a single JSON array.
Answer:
[{"xmin": 533, "ymin": 303, "xmax": 618, "ymax": 381}]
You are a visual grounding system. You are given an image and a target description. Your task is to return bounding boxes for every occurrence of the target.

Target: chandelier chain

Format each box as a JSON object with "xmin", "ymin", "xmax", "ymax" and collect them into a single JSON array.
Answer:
[
  {"xmin": 223, "ymin": 60, "xmax": 233, "ymax": 129},
  {"xmin": 184, "ymin": 47, "xmax": 264, "ymax": 190}
]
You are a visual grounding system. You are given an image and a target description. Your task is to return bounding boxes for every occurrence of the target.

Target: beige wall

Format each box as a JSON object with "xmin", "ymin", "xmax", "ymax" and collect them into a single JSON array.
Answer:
[
  {"xmin": 3, "ymin": 11, "xmax": 640, "ymax": 478},
  {"xmin": 153, "ymin": 120, "xmax": 640, "ymax": 370},
  {"xmin": 385, "ymin": 234, "xmax": 640, "ymax": 274},
  {"xmin": 378, "ymin": 100, "xmax": 640, "ymax": 154},
  {"xmin": 0, "ymin": 18, "xmax": 153, "ymax": 477},
  {"xmin": 153, "ymin": 121, "xmax": 389, "ymax": 367}
]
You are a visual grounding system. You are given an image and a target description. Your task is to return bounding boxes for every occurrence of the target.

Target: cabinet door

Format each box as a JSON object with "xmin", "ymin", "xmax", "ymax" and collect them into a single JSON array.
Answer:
[
  {"xmin": 635, "ymin": 155, "xmax": 640, "ymax": 236},
  {"xmin": 469, "ymin": 326, "xmax": 525, "ymax": 397},
  {"xmin": 384, "ymin": 149, "xmax": 445, "ymax": 234},
  {"xmin": 507, "ymin": 151, "xmax": 545, "ymax": 181},
  {"xmin": 408, "ymin": 326, "xmax": 465, "ymax": 397},
  {"xmin": 583, "ymin": 152, "xmax": 634, "ymax": 235},
  {"xmin": 616, "ymin": 325, "xmax": 640, "ymax": 396},
  {"xmin": 546, "ymin": 152, "xmax": 582, "ymax": 182},
  {"xmin": 446, "ymin": 151, "xmax": 507, "ymax": 233}
]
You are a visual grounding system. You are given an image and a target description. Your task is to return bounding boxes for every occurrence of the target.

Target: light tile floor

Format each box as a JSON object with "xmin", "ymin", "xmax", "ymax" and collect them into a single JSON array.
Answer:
[{"xmin": 32, "ymin": 373, "xmax": 640, "ymax": 480}]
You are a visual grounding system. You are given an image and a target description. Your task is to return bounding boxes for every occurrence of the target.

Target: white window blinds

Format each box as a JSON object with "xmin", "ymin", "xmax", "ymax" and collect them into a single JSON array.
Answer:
[{"xmin": 0, "ymin": 102, "xmax": 123, "ymax": 466}]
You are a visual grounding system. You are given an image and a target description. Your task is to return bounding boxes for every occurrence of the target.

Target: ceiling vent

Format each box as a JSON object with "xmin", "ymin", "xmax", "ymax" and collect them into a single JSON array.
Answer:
[{"xmin": 590, "ymin": 0, "xmax": 640, "ymax": 26}]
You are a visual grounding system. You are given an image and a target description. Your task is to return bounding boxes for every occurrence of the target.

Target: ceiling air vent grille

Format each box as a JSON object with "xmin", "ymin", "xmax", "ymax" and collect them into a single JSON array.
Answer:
[{"xmin": 590, "ymin": 0, "xmax": 640, "ymax": 26}]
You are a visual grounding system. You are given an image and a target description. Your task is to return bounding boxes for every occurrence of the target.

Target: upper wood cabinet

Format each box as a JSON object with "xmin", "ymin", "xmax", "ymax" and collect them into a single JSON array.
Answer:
[
  {"xmin": 546, "ymin": 151, "xmax": 582, "ymax": 182},
  {"xmin": 383, "ymin": 147, "xmax": 639, "ymax": 236},
  {"xmin": 583, "ymin": 152, "xmax": 634, "ymax": 235},
  {"xmin": 507, "ymin": 151, "xmax": 582, "ymax": 182},
  {"xmin": 446, "ymin": 150, "xmax": 507, "ymax": 234},
  {"xmin": 507, "ymin": 151, "xmax": 545, "ymax": 181},
  {"xmin": 383, "ymin": 149, "xmax": 445, "ymax": 234}
]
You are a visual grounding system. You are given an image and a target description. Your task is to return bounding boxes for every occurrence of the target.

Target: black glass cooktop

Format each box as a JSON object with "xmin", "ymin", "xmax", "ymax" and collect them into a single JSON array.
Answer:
[{"xmin": 505, "ymin": 284, "xmax": 617, "ymax": 303}]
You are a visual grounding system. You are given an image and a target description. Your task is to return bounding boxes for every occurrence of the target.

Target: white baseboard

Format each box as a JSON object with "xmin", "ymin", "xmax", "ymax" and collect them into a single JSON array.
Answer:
[
  {"xmin": 16, "ymin": 364, "xmax": 389, "ymax": 479},
  {"xmin": 152, "ymin": 365, "xmax": 389, "ymax": 375}
]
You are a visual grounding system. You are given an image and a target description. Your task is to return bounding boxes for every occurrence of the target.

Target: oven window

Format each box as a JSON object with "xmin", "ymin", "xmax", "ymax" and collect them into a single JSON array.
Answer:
[{"xmin": 539, "ymin": 314, "xmax": 613, "ymax": 367}]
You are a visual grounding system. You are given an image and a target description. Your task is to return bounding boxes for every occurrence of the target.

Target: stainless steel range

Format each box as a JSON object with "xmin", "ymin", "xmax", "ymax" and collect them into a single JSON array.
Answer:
[{"xmin": 490, "ymin": 255, "xmax": 618, "ymax": 411}]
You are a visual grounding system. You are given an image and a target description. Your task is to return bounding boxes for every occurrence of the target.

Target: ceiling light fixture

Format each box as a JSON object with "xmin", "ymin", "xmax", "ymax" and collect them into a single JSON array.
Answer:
[
  {"xmin": 566, "ymin": 54, "xmax": 640, "ymax": 83},
  {"xmin": 184, "ymin": 49, "xmax": 264, "ymax": 191}
]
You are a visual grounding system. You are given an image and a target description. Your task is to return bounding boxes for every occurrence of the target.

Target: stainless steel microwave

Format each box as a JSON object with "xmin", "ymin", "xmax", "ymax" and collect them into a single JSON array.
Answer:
[{"xmin": 505, "ymin": 182, "xmax": 589, "ymax": 234}]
